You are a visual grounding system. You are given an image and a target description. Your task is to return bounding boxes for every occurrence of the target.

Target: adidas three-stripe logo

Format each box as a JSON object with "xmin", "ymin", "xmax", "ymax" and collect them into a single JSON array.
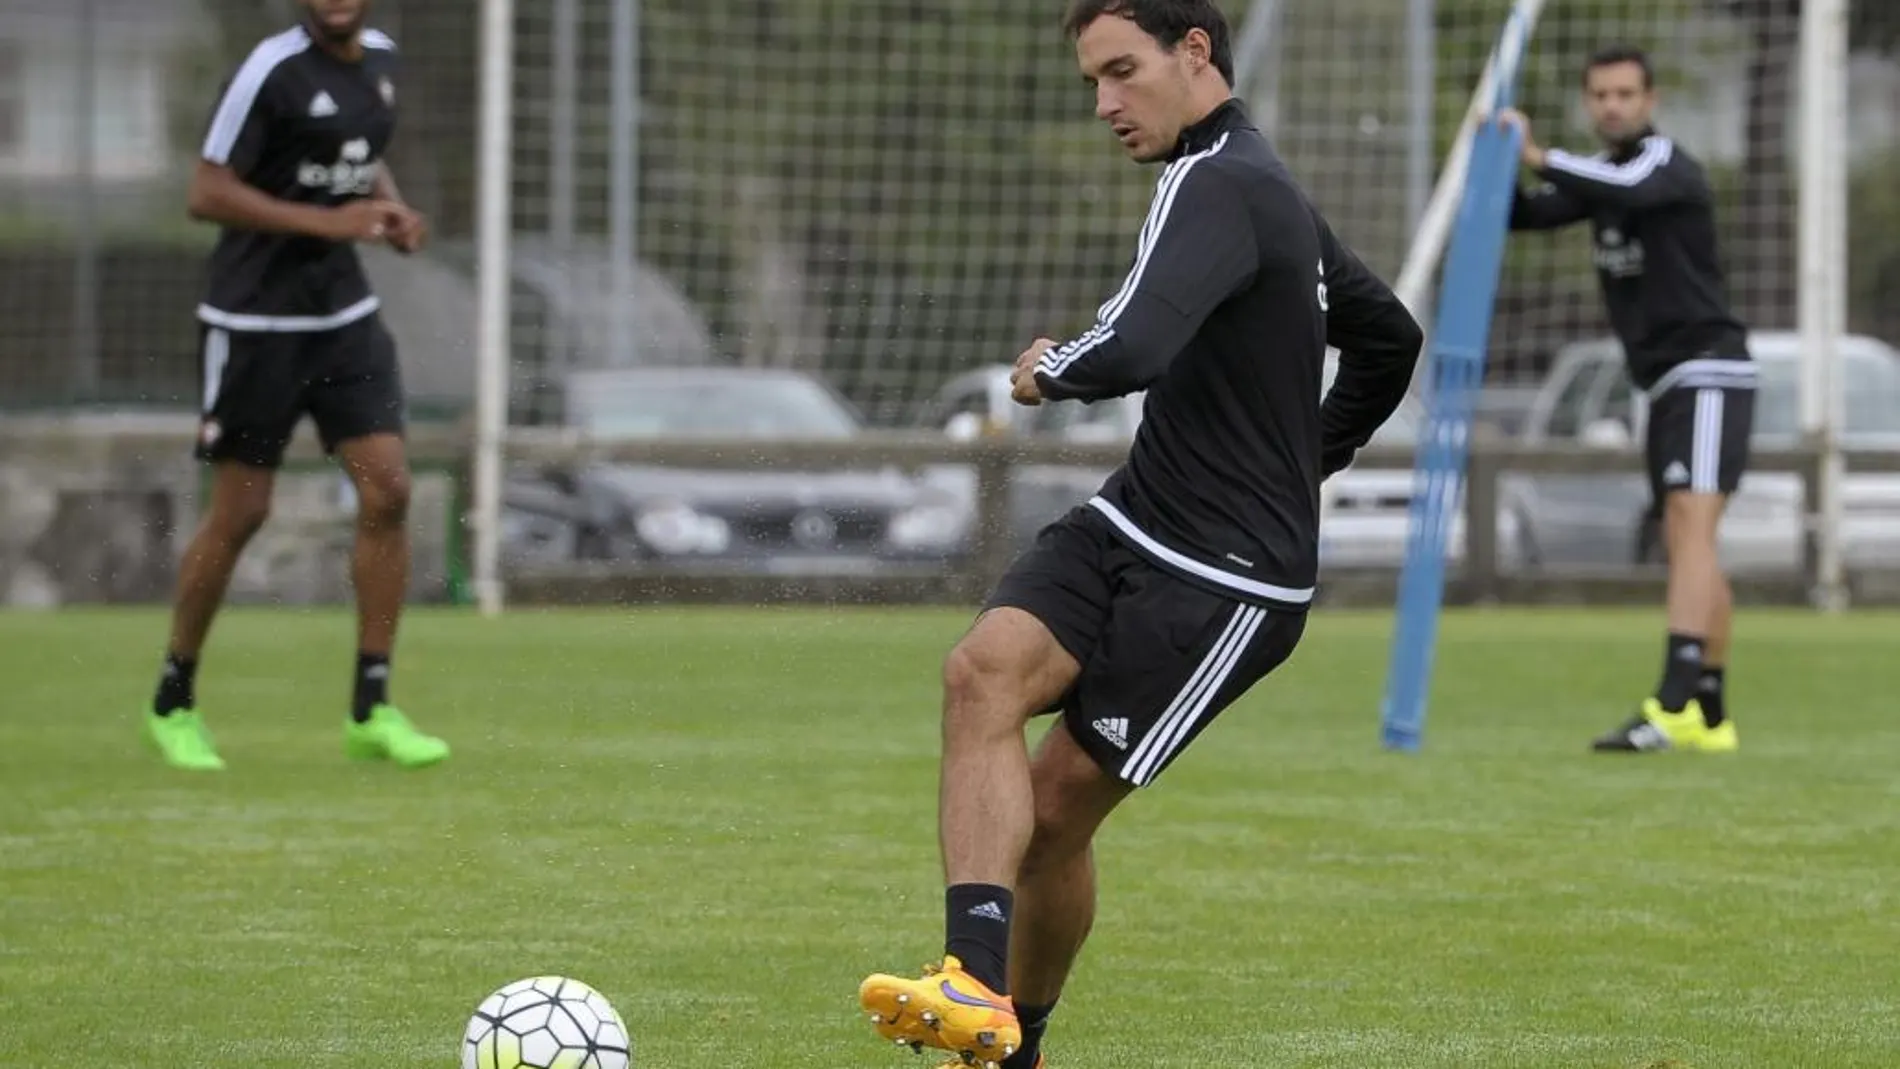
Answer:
[
  {"xmin": 1092, "ymin": 718, "xmax": 1130, "ymax": 750},
  {"xmin": 966, "ymin": 900, "xmax": 1006, "ymax": 922}
]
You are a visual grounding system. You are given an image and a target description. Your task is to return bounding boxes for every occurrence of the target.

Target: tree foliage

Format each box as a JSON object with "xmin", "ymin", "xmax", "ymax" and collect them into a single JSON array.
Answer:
[{"xmin": 177, "ymin": 0, "xmax": 1900, "ymax": 408}]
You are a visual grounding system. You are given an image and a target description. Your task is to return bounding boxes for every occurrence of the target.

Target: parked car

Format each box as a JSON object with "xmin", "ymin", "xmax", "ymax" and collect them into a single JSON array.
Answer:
[
  {"xmin": 915, "ymin": 361, "xmax": 1518, "ymax": 569},
  {"xmin": 500, "ymin": 368, "xmax": 974, "ymax": 574},
  {"xmin": 1503, "ymin": 332, "xmax": 1900, "ymax": 573}
]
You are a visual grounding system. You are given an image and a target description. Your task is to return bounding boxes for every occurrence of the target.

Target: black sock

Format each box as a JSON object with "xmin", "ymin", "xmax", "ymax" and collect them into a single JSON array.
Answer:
[
  {"xmin": 154, "ymin": 652, "xmax": 198, "ymax": 716},
  {"xmin": 1697, "ymin": 667, "xmax": 1726, "ymax": 727},
  {"xmin": 1002, "ymin": 1002, "xmax": 1056, "ymax": 1069},
  {"xmin": 944, "ymin": 883, "xmax": 1013, "ymax": 994},
  {"xmin": 1655, "ymin": 632, "xmax": 1705, "ymax": 711},
  {"xmin": 353, "ymin": 652, "xmax": 390, "ymax": 723}
]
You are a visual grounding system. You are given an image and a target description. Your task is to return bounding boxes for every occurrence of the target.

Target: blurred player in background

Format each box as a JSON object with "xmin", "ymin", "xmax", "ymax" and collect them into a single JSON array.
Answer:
[
  {"xmin": 142, "ymin": 0, "xmax": 449, "ymax": 771},
  {"xmin": 1502, "ymin": 45, "xmax": 1750, "ymax": 755},
  {"xmin": 857, "ymin": 1, "xmax": 1422, "ymax": 1065}
]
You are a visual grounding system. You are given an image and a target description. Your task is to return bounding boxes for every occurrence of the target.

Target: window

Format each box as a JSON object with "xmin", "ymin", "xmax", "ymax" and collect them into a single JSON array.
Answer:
[
  {"xmin": 1754, "ymin": 351, "xmax": 1900, "ymax": 441},
  {"xmin": 0, "ymin": 39, "xmax": 22, "ymax": 155},
  {"xmin": 1597, "ymin": 364, "xmax": 1638, "ymax": 435},
  {"xmin": 1542, "ymin": 359, "xmax": 1607, "ymax": 439}
]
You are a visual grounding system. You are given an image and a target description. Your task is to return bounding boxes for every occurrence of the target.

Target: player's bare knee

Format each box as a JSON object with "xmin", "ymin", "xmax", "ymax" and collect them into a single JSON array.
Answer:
[
  {"xmin": 941, "ymin": 639, "xmax": 1013, "ymax": 719},
  {"xmin": 357, "ymin": 470, "xmax": 412, "ymax": 528},
  {"xmin": 218, "ymin": 504, "xmax": 270, "ymax": 544},
  {"xmin": 208, "ymin": 491, "xmax": 271, "ymax": 543},
  {"xmin": 1664, "ymin": 493, "xmax": 1723, "ymax": 554},
  {"xmin": 942, "ymin": 637, "xmax": 1051, "ymax": 743}
]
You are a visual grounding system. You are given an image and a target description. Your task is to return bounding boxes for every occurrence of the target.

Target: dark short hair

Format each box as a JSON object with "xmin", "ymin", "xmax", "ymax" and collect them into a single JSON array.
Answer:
[
  {"xmin": 1062, "ymin": 0, "xmax": 1236, "ymax": 87},
  {"xmin": 1583, "ymin": 44, "xmax": 1654, "ymax": 89}
]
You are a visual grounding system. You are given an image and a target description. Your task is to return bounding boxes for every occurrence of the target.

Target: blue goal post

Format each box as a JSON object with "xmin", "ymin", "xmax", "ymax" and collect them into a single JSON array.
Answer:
[{"xmin": 1378, "ymin": 2, "xmax": 1540, "ymax": 753}]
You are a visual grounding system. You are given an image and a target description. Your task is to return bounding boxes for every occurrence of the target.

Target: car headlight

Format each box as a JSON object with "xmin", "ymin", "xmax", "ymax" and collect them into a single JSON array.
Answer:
[
  {"xmin": 888, "ymin": 501, "xmax": 971, "ymax": 551},
  {"xmin": 633, "ymin": 501, "xmax": 730, "ymax": 555}
]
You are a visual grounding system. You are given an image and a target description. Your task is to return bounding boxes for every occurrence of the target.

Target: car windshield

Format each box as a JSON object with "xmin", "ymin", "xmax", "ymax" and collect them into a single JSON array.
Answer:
[
  {"xmin": 1753, "ymin": 352, "xmax": 1900, "ymax": 441},
  {"xmin": 568, "ymin": 375, "xmax": 861, "ymax": 439}
]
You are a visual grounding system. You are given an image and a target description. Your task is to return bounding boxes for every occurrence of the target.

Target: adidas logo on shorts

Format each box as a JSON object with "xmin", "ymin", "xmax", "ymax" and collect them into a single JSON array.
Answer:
[{"xmin": 1092, "ymin": 717, "xmax": 1129, "ymax": 750}]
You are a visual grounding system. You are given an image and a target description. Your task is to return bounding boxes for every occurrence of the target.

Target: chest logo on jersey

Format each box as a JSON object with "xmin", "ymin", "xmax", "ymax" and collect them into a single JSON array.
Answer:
[
  {"xmin": 1593, "ymin": 226, "xmax": 1645, "ymax": 279},
  {"xmin": 298, "ymin": 137, "xmax": 378, "ymax": 196},
  {"xmin": 378, "ymin": 77, "xmax": 395, "ymax": 106}
]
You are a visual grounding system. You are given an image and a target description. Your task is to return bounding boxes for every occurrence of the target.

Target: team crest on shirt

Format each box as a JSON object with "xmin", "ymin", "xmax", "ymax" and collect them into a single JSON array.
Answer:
[
  {"xmin": 1593, "ymin": 225, "xmax": 1646, "ymax": 278},
  {"xmin": 378, "ymin": 77, "xmax": 395, "ymax": 106}
]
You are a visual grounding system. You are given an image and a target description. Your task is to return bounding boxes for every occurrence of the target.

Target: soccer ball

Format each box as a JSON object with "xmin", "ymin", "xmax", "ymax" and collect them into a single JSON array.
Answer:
[{"xmin": 462, "ymin": 975, "xmax": 633, "ymax": 1069}]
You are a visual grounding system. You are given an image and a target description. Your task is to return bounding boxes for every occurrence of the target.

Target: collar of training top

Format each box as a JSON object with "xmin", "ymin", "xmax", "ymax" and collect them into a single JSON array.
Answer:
[
  {"xmin": 1170, "ymin": 97, "xmax": 1250, "ymax": 161},
  {"xmin": 1607, "ymin": 125, "xmax": 1660, "ymax": 161}
]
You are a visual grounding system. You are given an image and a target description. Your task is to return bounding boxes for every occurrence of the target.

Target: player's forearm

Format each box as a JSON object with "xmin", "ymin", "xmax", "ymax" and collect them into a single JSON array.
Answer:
[
  {"xmin": 1319, "ymin": 321, "xmax": 1424, "ymax": 475},
  {"xmin": 1034, "ymin": 339, "xmax": 1149, "ymax": 402},
  {"xmin": 372, "ymin": 163, "xmax": 406, "ymax": 206},
  {"xmin": 1509, "ymin": 187, "xmax": 1584, "ymax": 231},
  {"xmin": 1536, "ymin": 150, "xmax": 1680, "ymax": 209},
  {"xmin": 187, "ymin": 172, "xmax": 336, "ymax": 239},
  {"xmin": 1034, "ymin": 312, "xmax": 1184, "ymax": 402}
]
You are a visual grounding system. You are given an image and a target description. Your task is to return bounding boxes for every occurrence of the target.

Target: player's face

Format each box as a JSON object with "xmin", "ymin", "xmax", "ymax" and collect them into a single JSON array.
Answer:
[
  {"xmin": 1075, "ymin": 15, "xmax": 1200, "ymax": 163},
  {"xmin": 1582, "ymin": 62, "xmax": 1655, "ymax": 147},
  {"xmin": 301, "ymin": 0, "xmax": 370, "ymax": 43}
]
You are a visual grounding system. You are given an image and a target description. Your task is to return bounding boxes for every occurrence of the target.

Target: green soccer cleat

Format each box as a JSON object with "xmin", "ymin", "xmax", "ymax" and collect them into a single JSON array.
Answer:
[
  {"xmin": 145, "ymin": 709, "xmax": 227, "ymax": 771},
  {"xmin": 345, "ymin": 705, "xmax": 451, "ymax": 768}
]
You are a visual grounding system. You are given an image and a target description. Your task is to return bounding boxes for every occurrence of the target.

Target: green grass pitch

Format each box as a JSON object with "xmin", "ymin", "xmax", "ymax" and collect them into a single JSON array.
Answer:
[{"xmin": 2, "ymin": 606, "xmax": 1896, "ymax": 1068}]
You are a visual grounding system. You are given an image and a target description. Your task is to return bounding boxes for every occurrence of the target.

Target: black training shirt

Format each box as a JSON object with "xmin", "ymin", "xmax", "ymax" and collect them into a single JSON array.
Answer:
[
  {"xmin": 1034, "ymin": 99, "xmax": 1423, "ymax": 611},
  {"xmin": 196, "ymin": 24, "xmax": 399, "ymax": 333},
  {"xmin": 1511, "ymin": 130, "xmax": 1750, "ymax": 392}
]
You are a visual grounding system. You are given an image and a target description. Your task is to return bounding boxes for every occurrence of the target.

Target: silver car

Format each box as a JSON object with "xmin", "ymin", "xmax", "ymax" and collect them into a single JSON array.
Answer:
[{"xmin": 501, "ymin": 368, "xmax": 973, "ymax": 573}]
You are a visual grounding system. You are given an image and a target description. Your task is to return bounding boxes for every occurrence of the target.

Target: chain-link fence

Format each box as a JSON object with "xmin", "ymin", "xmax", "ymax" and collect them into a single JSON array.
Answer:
[
  {"xmin": 1, "ymin": 1, "xmax": 1894, "ymax": 606},
  {"xmin": 4, "ymin": 2, "xmax": 1896, "ymax": 412}
]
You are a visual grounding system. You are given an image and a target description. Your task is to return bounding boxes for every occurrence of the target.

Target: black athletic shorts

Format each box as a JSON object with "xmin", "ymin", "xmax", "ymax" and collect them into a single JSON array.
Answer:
[
  {"xmin": 194, "ymin": 313, "xmax": 406, "ymax": 469},
  {"xmin": 1645, "ymin": 379, "xmax": 1755, "ymax": 505},
  {"xmin": 984, "ymin": 505, "xmax": 1307, "ymax": 787}
]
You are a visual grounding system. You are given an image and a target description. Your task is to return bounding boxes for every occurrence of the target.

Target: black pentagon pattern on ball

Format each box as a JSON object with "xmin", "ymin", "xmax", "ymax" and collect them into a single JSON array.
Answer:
[{"xmin": 466, "ymin": 976, "xmax": 632, "ymax": 1069}]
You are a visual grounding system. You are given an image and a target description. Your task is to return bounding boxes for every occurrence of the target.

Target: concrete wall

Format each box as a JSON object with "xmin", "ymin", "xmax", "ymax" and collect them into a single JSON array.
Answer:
[{"xmin": 0, "ymin": 416, "xmax": 460, "ymax": 608}]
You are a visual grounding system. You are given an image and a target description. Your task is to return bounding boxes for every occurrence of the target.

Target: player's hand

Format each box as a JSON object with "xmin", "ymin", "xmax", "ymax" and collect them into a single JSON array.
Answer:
[
  {"xmin": 1011, "ymin": 338, "xmax": 1056, "ymax": 406},
  {"xmin": 384, "ymin": 204, "xmax": 428, "ymax": 254},
  {"xmin": 1495, "ymin": 108, "xmax": 1546, "ymax": 169},
  {"xmin": 327, "ymin": 199, "xmax": 406, "ymax": 243}
]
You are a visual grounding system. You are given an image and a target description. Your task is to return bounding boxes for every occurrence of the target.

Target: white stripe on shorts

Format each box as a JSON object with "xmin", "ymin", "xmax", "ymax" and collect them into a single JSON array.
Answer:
[
  {"xmin": 1691, "ymin": 388, "xmax": 1724, "ymax": 493},
  {"xmin": 1120, "ymin": 604, "xmax": 1266, "ymax": 786},
  {"xmin": 201, "ymin": 328, "xmax": 231, "ymax": 414}
]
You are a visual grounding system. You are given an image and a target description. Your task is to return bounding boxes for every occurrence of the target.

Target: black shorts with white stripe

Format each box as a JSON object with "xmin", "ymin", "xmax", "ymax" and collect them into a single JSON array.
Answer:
[
  {"xmin": 983, "ymin": 506, "xmax": 1306, "ymax": 787},
  {"xmin": 1645, "ymin": 364, "xmax": 1755, "ymax": 503},
  {"xmin": 194, "ymin": 312, "xmax": 406, "ymax": 469}
]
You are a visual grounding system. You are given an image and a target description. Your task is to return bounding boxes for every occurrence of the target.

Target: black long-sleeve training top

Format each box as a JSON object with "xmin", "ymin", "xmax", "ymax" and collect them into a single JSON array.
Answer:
[
  {"xmin": 1510, "ymin": 129, "xmax": 1751, "ymax": 393},
  {"xmin": 1032, "ymin": 98, "xmax": 1423, "ymax": 612}
]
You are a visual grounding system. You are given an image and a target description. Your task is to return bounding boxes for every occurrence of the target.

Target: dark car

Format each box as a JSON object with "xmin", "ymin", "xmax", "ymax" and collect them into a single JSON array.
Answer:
[{"xmin": 500, "ymin": 368, "xmax": 973, "ymax": 574}]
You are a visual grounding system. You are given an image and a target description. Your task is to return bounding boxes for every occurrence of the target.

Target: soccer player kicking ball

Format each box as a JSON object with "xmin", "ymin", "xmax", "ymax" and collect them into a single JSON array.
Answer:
[
  {"xmin": 143, "ymin": 0, "xmax": 448, "ymax": 771},
  {"xmin": 1500, "ymin": 45, "xmax": 1752, "ymax": 755},
  {"xmin": 857, "ymin": 2, "xmax": 1423, "ymax": 1065}
]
